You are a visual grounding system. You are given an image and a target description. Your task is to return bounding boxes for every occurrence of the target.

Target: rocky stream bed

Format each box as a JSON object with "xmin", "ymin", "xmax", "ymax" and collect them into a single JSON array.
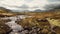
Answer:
[{"xmin": 0, "ymin": 15, "xmax": 60, "ymax": 34}]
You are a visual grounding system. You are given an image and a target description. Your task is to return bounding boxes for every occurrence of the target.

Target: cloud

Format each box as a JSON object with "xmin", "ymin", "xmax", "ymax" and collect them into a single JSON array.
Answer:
[
  {"xmin": 24, "ymin": 0, "xmax": 34, "ymax": 2},
  {"xmin": 0, "ymin": 0, "xmax": 24, "ymax": 6},
  {"xmin": 48, "ymin": 0, "xmax": 60, "ymax": 2},
  {"xmin": 0, "ymin": 0, "xmax": 60, "ymax": 11}
]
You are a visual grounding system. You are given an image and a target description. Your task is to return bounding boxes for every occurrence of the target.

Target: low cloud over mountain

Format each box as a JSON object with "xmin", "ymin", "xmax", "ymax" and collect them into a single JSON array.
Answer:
[{"xmin": 0, "ymin": 0, "xmax": 60, "ymax": 12}]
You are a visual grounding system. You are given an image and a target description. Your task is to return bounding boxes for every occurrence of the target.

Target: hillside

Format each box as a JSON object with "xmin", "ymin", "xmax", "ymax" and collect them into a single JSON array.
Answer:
[
  {"xmin": 16, "ymin": 9, "xmax": 60, "ymax": 19},
  {"xmin": 0, "ymin": 7, "xmax": 17, "ymax": 17},
  {"xmin": 0, "ymin": 7, "xmax": 60, "ymax": 18}
]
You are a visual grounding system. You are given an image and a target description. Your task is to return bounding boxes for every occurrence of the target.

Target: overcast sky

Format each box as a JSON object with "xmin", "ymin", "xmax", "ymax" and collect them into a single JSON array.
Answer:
[{"xmin": 0, "ymin": 0, "xmax": 60, "ymax": 11}]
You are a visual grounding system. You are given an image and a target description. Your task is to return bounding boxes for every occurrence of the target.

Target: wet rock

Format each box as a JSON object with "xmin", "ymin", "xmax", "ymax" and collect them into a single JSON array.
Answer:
[
  {"xmin": 6, "ymin": 21, "xmax": 24, "ymax": 33},
  {"xmin": 0, "ymin": 19, "xmax": 11, "ymax": 24},
  {"xmin": 36, "ymin": 18, "xmax": 48, "ymax": 22},
  {"xmin": 53, "ymin": 26, "xmax": 60, "ymax": 34},
  {"xmin": 0, "ymin": 23, "xmax": 11, "ymax": 34}
]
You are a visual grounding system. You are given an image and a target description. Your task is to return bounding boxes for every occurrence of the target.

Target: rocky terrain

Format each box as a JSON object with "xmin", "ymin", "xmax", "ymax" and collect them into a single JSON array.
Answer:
[{"xmin": 0, "ymin": 7, "xmax": 60, "ymax": 34}]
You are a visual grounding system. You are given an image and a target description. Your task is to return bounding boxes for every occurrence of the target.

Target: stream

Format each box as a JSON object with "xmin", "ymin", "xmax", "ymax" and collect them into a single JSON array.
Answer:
[{"xmin": 1, "ymin": 15, "xmax": 32, "ymax": 34}]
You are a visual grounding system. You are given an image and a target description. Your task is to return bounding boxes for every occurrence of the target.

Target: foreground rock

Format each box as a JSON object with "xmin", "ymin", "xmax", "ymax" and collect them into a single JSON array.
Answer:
[{"xmin": 0, "ymin": 23, "xmax": 11, "ymax": 34}]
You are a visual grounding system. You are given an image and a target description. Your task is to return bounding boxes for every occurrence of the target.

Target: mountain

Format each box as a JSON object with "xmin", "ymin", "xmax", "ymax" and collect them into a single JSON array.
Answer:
[
  {"xmin": 0, "ymin": 7, "xmax": 12, "ymax": 13},
  {"xmin": 34, "ymin": 9, "xmax": 42, "ymax": 12},
  {"xmin": 0, "ymin": 7, "xmax": 16, "ymax": 17}
]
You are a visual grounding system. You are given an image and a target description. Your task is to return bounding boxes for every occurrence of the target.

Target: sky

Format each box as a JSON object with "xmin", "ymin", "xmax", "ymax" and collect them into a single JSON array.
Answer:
[{"xmin": 0, "ymin": 0, "xmax": 60, "ymax": 11}]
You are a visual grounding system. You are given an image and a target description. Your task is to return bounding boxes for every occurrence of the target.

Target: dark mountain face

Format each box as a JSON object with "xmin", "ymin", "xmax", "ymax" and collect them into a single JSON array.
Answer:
[{"xmin": 0, "ymin": 7, "xmax": 12, "ymax": 13}]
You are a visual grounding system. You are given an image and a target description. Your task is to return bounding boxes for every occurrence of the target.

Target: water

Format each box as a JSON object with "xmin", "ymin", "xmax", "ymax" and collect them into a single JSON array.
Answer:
[{"xmin": 1, "ymin": 15, "xmax": 32, "ymax": 34}]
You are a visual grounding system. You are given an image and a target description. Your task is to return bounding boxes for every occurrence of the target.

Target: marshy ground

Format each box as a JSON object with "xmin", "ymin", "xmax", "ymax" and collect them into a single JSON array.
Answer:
[
  {"xmin": 0, "ymin": 14, "xmax": 60, "ymax": 34},
  {"xmin": 0, "ymin": 9, "xmax": 60, "ymax": 34}
]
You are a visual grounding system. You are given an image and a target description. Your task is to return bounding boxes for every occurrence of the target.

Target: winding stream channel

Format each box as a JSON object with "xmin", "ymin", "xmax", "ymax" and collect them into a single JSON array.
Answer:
[{"xmin": 1, "ymin": 15, "xmax": 32, "ymax": 34}]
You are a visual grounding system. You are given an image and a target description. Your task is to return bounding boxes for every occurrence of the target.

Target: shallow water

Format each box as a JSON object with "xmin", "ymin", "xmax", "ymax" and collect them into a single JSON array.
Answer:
[{"xmin": 1, "ymin": 15, "xmax": 32, "ymax": 34}]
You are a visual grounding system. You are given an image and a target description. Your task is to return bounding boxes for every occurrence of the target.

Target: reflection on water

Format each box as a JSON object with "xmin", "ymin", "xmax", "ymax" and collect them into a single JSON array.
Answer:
[{"xmin": 1, "ymin": 15, "xmax": 32, "ymax": 34}]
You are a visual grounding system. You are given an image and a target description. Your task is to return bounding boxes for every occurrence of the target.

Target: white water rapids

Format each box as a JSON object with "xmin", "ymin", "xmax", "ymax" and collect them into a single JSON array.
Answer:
[{"xmin": 1, "ymin": 15, "xmax": 32, "ymax": 34}]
